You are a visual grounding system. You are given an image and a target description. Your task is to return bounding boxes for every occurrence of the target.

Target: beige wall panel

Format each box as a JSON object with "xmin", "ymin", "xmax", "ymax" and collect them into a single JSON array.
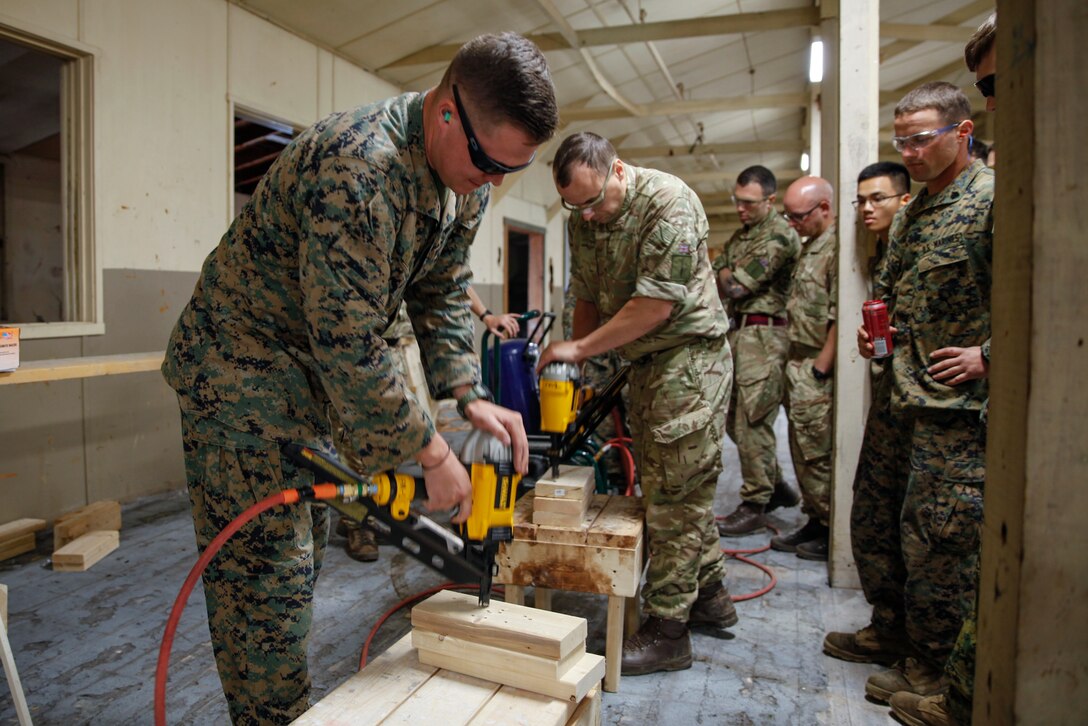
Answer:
[
  {"xmin": 0, "ymin": 0, "xmax": 78, "ymax": 38},
  {"xmin": 228, "ymin": 3, "xmax": 318, "ymax": 127},
  {"xmin": 83, "ymin": 0, "xmax": 229, "ymax": 272},
  {"xmin": 331, "ymin": 56, "xmax": 401, "ymax": 114},
  {"xmin": 317, "ymin": 48, "xmax": 334, "ymax": 118}
]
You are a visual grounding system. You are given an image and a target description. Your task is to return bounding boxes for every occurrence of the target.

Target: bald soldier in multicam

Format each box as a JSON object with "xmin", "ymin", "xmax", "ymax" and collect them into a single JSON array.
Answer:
[
  {"xmin": 539, "ymin": 132, "xmax": 735, "ymax": 677},
  {"xmin": 162, "ymin": 33, "xmax": 557, "ymax": 725}
]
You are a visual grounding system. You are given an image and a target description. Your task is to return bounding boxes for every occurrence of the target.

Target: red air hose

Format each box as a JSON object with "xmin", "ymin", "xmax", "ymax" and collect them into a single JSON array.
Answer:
[{"xmin": 154, "ymin": 488, "xmax": 309, "ymax": 726}]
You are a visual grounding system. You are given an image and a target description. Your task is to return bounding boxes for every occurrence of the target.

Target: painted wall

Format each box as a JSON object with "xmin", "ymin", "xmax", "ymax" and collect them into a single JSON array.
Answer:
[{"xmin": 0, "ymin": 0, "xmax": 563, "ymax": 521}]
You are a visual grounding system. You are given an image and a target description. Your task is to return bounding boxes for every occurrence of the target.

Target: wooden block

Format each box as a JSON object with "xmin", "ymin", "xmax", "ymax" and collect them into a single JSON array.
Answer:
[
  {"xmin": 418, "ymin": 645, "xmax": 604, "ymax": 703},
  {"xmin": 53, "ymin": 530, "xmax": 119, "ymax": 572},
  {"xmin": 1, "ymin": 583, "xmax": 7, "ymax": 630},
  {"xmin": 533, "ymin": 495, "xmax": 591, "ymax": 517},
  {"xmin": 566, "ymin": 685, "xmax": 601, "ymax": 726},
  {"xmin": 0, "ymin": 518, "xmax": 46, "ymax": 542},
  {"xmin": 496, "ymin": 538, "xmax": 643, "ymax": 598},
  {"xmin": 54, "ymin": 501, "xmax": 121, "ymax": 550},
  {"xmin": 534, "ymin": 466, "xmax": 594, "ymax": 500},
  {"xmin": 412, "ymin": 629, "xmax": 586, "ymax": 682},
  {"xmin": 411, "ymin": 590, "xmax": 586, "ymax": 660},
  {"xmin": 291, "ymin": 635, "xmax": 438, "ymax": 724},
  {"xmin": 468, "ymin": 683, "xmax": 577, "ymax": 726},
  {"xmin": 514, "ymin": 493, "xmax": 643, "ymax": 550},
  {"xmin": 0, "ymin": 533, "xmax": 36, "ymax": 561},
  {"xmin": 531, "ymin": 510, "xmax": 586, "ymax": 528}
]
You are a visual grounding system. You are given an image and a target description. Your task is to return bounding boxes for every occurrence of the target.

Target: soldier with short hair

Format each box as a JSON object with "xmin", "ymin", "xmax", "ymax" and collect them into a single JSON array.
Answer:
[
  {"xmin": 828, "ymin": 80, "xmax": 994, "ymax": 707},
  {"xmin": 540, "ymin": 131, "xmax": 735, "ymax": 676},
  {"xmin": 163, "ymin": 33, "xmax": 558, "ymax": 724},
  {"xmin": 714, "ymin": 165, "xmax": 802, "ymax": 536}
]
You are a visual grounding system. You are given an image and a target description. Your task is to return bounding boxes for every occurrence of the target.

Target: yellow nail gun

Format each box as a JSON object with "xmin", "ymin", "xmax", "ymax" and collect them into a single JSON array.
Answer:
[{"xmin": 283, "ymin": 431, "xmax": 519, "ymax": 607}]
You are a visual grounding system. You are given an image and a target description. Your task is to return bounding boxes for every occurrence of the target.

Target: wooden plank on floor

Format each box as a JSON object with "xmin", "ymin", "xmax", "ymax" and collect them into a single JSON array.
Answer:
[
  {"xmin": 0, "ymin": 519, "xmax": 46, "ymax": 542},
  {"xmin": 54, "ymin": 501, "xmax": 121, "ymax": 550},
  {"xmin": 53, "ymin": 531, "xmax": 119, "ymax": 572},
  {"xmin": 291, "ymin": 636, "xmax": 437, "ymax": 724},
  {"xmin": 411, "ymin": 590, "xmax": 586, "ymax": 660},
  {"xmin": 0, "ymin": 583, "xmax": 7, "ymax": 629},
  {"xmin": 418, "ymin": 645, "xmax": 604, "ymax": 703},
  {"xmin": 0, "ymin": 533, "xmax": 36, "ymax": 562},
  {"xmin": 412, "ymin": 628, "xmax": 586, "ymax": 682}
]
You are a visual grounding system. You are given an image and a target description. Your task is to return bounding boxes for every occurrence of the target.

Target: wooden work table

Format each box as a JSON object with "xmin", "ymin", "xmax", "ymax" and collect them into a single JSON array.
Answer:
[{"xmin": 496, "ymin": 491, "xmax": 645, "ymax": 693}]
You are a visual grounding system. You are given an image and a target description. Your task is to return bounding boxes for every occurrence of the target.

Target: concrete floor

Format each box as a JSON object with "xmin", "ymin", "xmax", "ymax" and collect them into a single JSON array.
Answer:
[{"xmin": 0, "ymin": 410, "xmax": 897, "ymax": 725}]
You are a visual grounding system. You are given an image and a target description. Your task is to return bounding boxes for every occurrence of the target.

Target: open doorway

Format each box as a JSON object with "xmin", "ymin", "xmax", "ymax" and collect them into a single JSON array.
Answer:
[{"xmin": 504, "ymin": 222, "xmax": 545, "ymax": 337}]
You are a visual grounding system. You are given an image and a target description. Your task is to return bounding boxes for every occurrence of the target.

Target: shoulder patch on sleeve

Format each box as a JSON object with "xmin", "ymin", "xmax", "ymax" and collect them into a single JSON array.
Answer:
[
  {"xmin": 744, "ymin": 258, "xmax": 767, "ymax": 279},
  {"xmin": 671, "ymin": 254, "xmax": 692, "ymax": 282}
]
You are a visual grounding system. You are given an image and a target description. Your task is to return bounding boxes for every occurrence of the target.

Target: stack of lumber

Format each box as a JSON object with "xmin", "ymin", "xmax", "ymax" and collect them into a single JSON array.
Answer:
[
  {"xmin": 411, "ymin": 590, "xmax": 605, "ymax": 703},
  {"xmin": 291, "ymin": 634, "xmax": 601, "ymax": 726},
  {"xmin": 0, "ymin": 519, "xmax": 45, "ymax": 561},
  {"xmin": 532, "ymin": 465, "xmax": 595, "ymax": 527},
  {"xmin": 51, "ymin": 501, "xmax": 121, "ymax": 572}
]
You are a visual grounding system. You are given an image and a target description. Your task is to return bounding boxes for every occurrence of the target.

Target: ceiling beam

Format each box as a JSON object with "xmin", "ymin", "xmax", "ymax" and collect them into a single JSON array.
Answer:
[
  {"xmin": 678, "ymin": 167, "xmax": 796, "ymax": 184},
  {"xmin": 382, "ymin": 9, "xmax": 982, "ymax": 69},
  {"xmin": 618, "ymin": 139, "xmax": 805, "ymax": 159},
  {"xmin": 879, "ymin": 0, "xmax": 991, "ymax": 64},
  {"xmin": 561, "ymin": 93, "xmax": 808, "ymax": 122},
  {"xmin": 879, "ymin": 58, "xmax": 970, "ymax": 106}
]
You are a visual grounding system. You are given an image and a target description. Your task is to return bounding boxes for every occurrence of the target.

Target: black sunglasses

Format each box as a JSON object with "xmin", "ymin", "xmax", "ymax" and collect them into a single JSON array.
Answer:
[
  {"xmin": 974, "ymin": 73, "xmax": 995, "ymax": 99},
  {"xmin": 452, "ymin": 84, "xmax": 535, "ymax": 175}
]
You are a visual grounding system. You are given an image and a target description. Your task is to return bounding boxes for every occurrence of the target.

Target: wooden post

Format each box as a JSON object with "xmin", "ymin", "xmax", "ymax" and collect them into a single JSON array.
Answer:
[
  {"xmin": 821, "ymin": 0, "xmax": 878, "ymax": 588},
  {"xmin": 977, "ymin": 1, "xmax": 1088, "ymax": 722}
]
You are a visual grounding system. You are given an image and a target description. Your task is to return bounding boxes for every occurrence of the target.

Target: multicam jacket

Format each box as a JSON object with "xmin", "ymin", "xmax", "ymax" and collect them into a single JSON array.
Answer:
[
  {"xmin": 787, "ymin": 223, "xmax": 838, "ymax": 349},
  {"xmin": 567, "ymin": 164, "xmax": 727, "ymax": 361},
  {"xmin": 712, "ymin": 208, "xmax": 800, "ymax": 319}
]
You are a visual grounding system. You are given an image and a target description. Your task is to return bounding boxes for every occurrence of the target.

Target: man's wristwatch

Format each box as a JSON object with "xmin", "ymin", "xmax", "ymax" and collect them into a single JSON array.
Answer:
[
  {"xmin": 811, "ymin": 365, "xmax": 832, "ymax": 381},
  {"xmin": 456, "ymin": 383, "xmax": 493, "ymax": 418}
]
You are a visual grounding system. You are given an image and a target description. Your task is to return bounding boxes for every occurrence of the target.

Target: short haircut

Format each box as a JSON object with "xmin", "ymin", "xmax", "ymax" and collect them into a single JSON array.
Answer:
[
  {"xmin": 440, "ymin": 32, "xmax": 558, "ymax": 144},
  {"xmin": 552, "ymin": 132, "xmax": 616, "ymax": 187},
  {"xmin": 857, "ymin": 161, "xmax": 910, "ymax": 195},
  {"xmin": 736, "ymin": 165, "xmax": 778, "ymax": 197},
  {"xmin": 894, "ymin": 81, "xmax": 973, "ymax": 126},
  {"xmin": 965, "ymin": 13, "xmax": 996, "ymax": 72}
]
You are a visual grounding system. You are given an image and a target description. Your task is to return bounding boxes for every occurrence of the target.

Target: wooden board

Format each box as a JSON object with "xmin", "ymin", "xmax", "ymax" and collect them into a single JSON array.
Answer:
[
  {"xmin": 566, "ymin": 684, "xmax": 601, "ymax": 726},
  {"xmin": 52, "ymin": 530, "xmax": 119, "ymax": 572},
  {"xmin": 0, "ymin": 533, "xmax": 35, "ymax": 562},
  {"xmin": 533, "ymin": 495, "xmax": 591, "ymax": 517},
  {"xmin": 531, "ymin": 510, "xmax": 588, "ymax": 528},
  {"xmin": 534, "ymin": 466, "xmax": 594, "ymax": 500},
  {"xmin": 513, "ymin": 493, "xmax": 643, "ymax": 550},
  {"xmin": 0, "ymin": 583, "xmax": 7, "ymax": 630},
  {"xmin": 418, "ymin": 645, "xmax": 604, "ymax": 703},
  {"xmin": 496, "ymin": 538, "xmax": 643, "ymax": 598},
  {"xmin": 410, "ymin": 590, "xmax": 586, "ymax": 661},
  {"xmin": 412, "ymin": 629, "xmax": 586, "ymax": 682},
  {"xmin": 54, "ymin": 501, "xmax": 121, "ymax": 550},
  {"xmin": 293, "ymin": 634, "xmax": 583, "ymax": 726},
  {"xmin": 0, "ymin": 351, "xmax": 164, "ymax": 386},
  {"xmin": 0, "ymin": 519, "xmax": 46, "ymax": 542}
]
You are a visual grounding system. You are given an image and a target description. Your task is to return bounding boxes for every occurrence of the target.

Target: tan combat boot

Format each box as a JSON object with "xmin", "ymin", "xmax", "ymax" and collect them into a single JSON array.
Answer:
[
  {"xmin": 823, "ymin": 624, "xmax": 912, "ymax": 665},
  {"xmin": 889, "ymin": 691, "xmax": 957, "ymax": 726},
  {"xmin": 866, "ymin": 657, "xmax": 946, "ymax": 704}
]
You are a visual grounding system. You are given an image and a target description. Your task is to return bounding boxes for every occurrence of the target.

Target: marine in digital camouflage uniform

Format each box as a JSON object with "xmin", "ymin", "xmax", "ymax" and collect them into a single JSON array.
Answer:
[
  {"xmin": 713, "ymin": 166, "xmax": 801, "ymax": 537},
  {"xmin": 773, "ymin": 176, "xmax": 839, "ymax": 560},
  {"xmin": 162, "ymin": 34, "xmax": 557, "ymax": 724},
  {"xmin": 841, "ymin": 83, "xmax": 994, "ymax": 705},
  {"xmin": 540, "ymin": 132, "xmax": 733, "ymax": 677}
]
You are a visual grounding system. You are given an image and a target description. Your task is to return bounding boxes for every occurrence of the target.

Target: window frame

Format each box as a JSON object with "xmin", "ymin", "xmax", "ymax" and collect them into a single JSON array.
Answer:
[{"xmin": 0, "ymin": 21, "xmax": 98, "ymax": 339}]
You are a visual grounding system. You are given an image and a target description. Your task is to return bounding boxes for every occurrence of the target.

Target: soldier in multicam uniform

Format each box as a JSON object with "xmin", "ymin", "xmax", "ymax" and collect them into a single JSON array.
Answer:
[
  {"xmin": 824, "ymin": 81, "xmax": 994, "ymax": 709},
  {"xmin": 772, "ymin": 177, "xmax": 838, "ymax": 561},
  {"xmin": 890, "ymin": 15, "xmax": 998, "ymax": 726},
  {"xmin": 539, "ymin": 132, "xmax": 735, "ymax": 676},
  {"xmin": 161, "ymin": 33, "xmax": 557, "ymax": 724},
  {"xmin": 714, "ymin": 166, "xmax": 802, "ymax": 537}
]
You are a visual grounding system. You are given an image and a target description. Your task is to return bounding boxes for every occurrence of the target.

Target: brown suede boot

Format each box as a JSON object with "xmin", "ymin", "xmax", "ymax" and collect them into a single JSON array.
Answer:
[
  {"xmin": 687, "ymin": 581, "xmax": 739, "ymax": 629},
  {"xmin": 621, "ymin": 616, "xmax": 692, "ymax": 676},
  {"xmin": 766, "ymin": 479, "xmax": 801, "ymax": 512},
  {"xmin": 717, "ymin": 501, "xmax": 767, "ymax": 536},
  {"xmin": 345, "ymin": 523, "xmax": 379, "ymax": 562},
  {"xmin": 823, "ymin": 624, "xmax": 913, "ymax": 665}
]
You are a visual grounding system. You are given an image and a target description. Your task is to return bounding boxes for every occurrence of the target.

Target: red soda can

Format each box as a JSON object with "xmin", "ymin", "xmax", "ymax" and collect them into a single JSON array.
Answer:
[{"xmin": 862, "ymin": 300, "xmax": 893, "ymax": 359}]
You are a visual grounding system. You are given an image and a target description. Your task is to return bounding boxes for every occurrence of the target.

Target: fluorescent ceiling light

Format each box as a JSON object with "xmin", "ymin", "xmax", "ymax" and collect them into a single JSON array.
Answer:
[
  {"xmin": 801, "ymin": 152, "xmax": 810, "ymax": 172},
  {"xmin": 809, "ymin": 40, "xmax": 824, "ymax": 84}
]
